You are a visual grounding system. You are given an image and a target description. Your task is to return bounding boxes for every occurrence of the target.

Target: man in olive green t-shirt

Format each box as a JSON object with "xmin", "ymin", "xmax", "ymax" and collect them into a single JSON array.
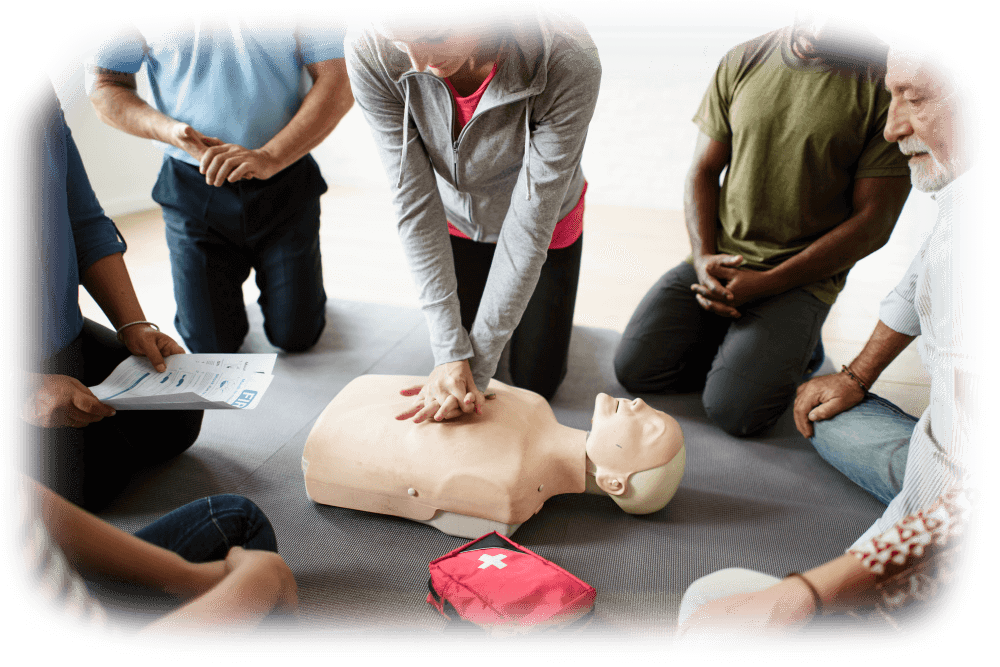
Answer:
[{"xmin": 615, "ymin": 19, "xmax": 912, "ymax": 437}]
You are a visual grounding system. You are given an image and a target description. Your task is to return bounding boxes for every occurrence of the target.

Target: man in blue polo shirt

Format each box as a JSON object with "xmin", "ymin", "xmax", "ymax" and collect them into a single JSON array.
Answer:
[{"xmin": 88, "ymin": 18, "xmax": 353, "ymax": 354}]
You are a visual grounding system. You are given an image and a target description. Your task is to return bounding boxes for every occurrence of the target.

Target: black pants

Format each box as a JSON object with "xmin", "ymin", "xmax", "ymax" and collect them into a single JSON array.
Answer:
[
  {"xmin": 451, "ymin": 234, "xmax": 582, "ymax": 401},
  {"xmin": 27, "ymin": 319, "xmax": 203, "ymax": 511},
  {"xmin": 614, "ymin": 262, "xmax": 830, "ymax": 436}
]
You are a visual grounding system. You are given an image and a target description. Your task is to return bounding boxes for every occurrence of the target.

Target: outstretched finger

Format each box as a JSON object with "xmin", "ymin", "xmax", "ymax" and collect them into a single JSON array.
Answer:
[
  {"xmin": 399, "ymin": 385, "xmax": 423, "ymax": 397},
  {"xmin": 395, "ymin": 405, "xmax": 421, "ymax": 421},
  {"xmin": 74, "ymin": 391, "xmax": 115, "ymax": 421},
  {"xmin": 412, "ymin": 402, "xmax": 440, "ymax": 424}
]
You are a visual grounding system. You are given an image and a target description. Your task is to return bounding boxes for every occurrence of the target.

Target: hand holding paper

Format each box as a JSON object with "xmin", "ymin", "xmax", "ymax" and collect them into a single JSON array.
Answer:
[{"xmin": 89, "ymin": 354, "xmax": 277, "ymax": 410}]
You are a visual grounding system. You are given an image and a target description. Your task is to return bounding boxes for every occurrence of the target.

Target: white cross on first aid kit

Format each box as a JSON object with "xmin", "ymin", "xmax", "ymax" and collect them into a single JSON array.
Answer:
[{"xmin": 478, "ymin": 553, "xmax": 508, "ymax": 570}]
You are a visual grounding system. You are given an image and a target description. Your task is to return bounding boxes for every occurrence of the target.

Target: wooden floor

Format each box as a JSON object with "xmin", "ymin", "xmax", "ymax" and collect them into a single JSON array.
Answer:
[{"xmin": 83, "ymin": 183, "xmax": 934, "ymax": 418}]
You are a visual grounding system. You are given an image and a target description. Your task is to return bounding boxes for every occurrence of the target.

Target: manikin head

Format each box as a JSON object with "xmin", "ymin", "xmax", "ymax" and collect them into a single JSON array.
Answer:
[
  {"xmin": 884, "ymin": 49, "xmax": 967, "ymax": 192},
  {"xmin": 585, "ymin": 394, "xmax": 685, "ymax": 515}
]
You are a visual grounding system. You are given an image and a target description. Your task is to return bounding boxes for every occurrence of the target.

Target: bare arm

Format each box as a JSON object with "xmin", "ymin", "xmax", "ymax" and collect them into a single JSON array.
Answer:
[
  {"xmin": 199, "ymin": 58, "xmax": 354, "ymax": 185},
  {"xmin": 680, "ymin": 487, "xmax": 965, "ymax": 636},
  {"xmin": 794, "ymin": 320, "xmax": 916, "ymax": 437},
  {"xmin": 678, "ymin": 554, "xmax": 876, "ymax": 635},
  {"xmin": 694, "ymin": 176, "xmax": 911, "ymax": 317},
  {"xmin": 87, "ymin": 67, "xmax": 223, "ymax": 162},
  {"xmin": 80, "ymin": 252, "xmax": 184, "ymax": 371},
  {"xmin": 685, "ymin": 132, "xmax": 741, "ymax": 311},
  {"xmin": 759, "ymin": 176, "xmax": 912, "ymax": 296},
  {"xmin": 34, "ymin": 481, "xmax": 297, "ymax": 631},
  {"xmin": 142, "ymin": 546, "xmax": 298, "ymax": 633},
  {"xmin": 36, "ymin": 480, "xmax": 224, "ymax": 598}
]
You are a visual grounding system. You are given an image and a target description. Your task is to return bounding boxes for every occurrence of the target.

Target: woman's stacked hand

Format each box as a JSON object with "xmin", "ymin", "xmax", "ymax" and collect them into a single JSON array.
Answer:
[{"xmin": 395, "ymin": 359, "xmax": 492, "ymax": 422}]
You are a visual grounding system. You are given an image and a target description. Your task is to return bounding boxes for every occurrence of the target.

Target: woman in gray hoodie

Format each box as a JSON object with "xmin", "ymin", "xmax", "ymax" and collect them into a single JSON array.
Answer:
[{"xmin": 347, "ymin": 10, "xmax": 601, "ymax": 421}]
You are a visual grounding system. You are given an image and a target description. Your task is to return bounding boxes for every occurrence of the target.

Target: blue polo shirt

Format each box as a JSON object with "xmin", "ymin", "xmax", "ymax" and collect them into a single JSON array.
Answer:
[{"xmin": 89, "ymin": 19, "xmax": 345, "ymax": 166}]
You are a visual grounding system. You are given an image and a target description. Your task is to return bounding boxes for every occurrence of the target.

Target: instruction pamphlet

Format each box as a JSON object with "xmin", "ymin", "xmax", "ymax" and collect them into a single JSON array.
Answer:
[{"xmin": 89, "ymin": 353, "xmax": 277, "ymax": 410}]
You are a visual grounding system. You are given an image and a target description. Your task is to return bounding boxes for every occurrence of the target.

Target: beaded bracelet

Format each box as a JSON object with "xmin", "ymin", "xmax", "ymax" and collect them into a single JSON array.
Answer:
[
  {"xmin": 785, "ymin": 572, "xmax": 823, "ymax": 615},
  {"xmin": 116, "ymin": 320, "xmax": 160, "ymax": 343},
  {"xmin": 840, "ymin": 364, "xmax": 869, "ymax": 394}
]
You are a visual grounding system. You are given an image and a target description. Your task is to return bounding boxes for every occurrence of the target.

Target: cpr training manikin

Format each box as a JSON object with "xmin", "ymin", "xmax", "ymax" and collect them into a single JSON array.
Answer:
[{"xmin": 302, "ymin": 375, "xmax": 685, "ymax": 538}]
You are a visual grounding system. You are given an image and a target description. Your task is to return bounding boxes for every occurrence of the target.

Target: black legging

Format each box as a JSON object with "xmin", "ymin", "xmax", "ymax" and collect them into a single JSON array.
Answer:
[
  {"xmin": 27, "ymin": 319, "xmax": 203, "ymax": 511},
  {"xmin": 451, "ymin": 234, "xmax": 582, "ymax": 401}
]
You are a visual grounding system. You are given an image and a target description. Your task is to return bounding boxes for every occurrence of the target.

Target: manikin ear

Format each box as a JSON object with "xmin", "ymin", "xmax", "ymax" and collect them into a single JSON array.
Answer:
[
  {"xmin": 595, "ymin": 471, "xmax": 627, "ymax": 496},
  {"xmin": 608, "ymin": 448, "xmax": 687, "ymax": 515}
]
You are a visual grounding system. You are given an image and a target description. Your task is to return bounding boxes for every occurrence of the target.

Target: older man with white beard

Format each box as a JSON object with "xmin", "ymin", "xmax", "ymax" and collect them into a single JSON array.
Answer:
[
  {"xmin": 675, "ymin": 47, "xmax": 972, "ymax": 634},
  {"xmin": 791, "ymin": 49, "xmax": 967, "ymax": 512}
]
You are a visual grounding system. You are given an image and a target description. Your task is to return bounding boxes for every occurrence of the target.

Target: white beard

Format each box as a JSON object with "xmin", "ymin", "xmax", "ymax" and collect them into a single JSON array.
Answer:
[{"xmin": 898, "ymin": 135, "xmax": 956, "ymax": 192}]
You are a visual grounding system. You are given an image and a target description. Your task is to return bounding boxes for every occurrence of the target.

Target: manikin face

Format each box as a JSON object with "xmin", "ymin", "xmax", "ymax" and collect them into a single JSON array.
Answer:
[
  {"xmin": 884, "ymin": 50, "xmax": 963, "ymax": 192},
  {"xmin": 587, "ymin": 394, "xmax": 681, "ymax": 496},
  {"xmin": 378, "ymin": 25, "xmax": 481, "ymax": 79}
]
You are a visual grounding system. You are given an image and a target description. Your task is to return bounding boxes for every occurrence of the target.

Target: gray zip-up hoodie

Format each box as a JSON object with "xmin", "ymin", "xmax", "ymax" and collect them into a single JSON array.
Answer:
[{"xmin": 346, "ymin": 12, "xmax": 601, "ymax": 391}]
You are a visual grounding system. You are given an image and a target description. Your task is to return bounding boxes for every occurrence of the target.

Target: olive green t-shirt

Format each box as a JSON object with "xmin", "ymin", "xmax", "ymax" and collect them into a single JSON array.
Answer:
[{"xmin": 693, "ymin": 27, "xmax": 911, "ymax": 305}]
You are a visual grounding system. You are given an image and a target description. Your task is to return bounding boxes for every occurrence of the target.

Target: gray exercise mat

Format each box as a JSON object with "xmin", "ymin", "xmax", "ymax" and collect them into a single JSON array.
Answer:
[{"xmin": 98, "ymin": 299, "xmax": 884, "ymax": 636}]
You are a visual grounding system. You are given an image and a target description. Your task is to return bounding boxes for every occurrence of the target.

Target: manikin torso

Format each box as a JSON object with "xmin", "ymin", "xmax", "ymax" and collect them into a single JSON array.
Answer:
[{"xmin": 303, "ymin": 375, "xmax": 684, "ymax": 537}]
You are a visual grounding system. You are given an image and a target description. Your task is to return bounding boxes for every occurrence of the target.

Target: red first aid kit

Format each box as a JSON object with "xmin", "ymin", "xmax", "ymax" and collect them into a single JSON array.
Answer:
[{"xmin": 426, "ymin": 531, "xmax": 596, "ymax": 634}]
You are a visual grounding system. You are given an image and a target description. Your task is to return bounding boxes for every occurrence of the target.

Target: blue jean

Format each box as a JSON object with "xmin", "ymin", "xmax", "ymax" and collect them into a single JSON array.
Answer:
[
  {"xmin": 153, "ymin": 155, "xmax": 328, "ymax": 354},
  {"xmin": 87, "ymin": 494, "xmax": 295, "ymax": 636},
  {"xmin": 810, "ymin": 393, "xmax": 917, "ymax": 505},
  {"xmin": 135, "ymin": 494, "xmax": 278, "ymax": 562},
  {"xmin": 614, "ymin": 262, "xmax": 831, "ymax": 436}
]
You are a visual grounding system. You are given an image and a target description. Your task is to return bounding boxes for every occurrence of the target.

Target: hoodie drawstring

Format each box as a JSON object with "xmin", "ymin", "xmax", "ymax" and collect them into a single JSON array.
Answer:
[
  {"xmin": 397, "ymin": 80, "xmax": 411, "ymax": 189},
  {"xmin": 524, "ymin": 97, "xmax": 532, "ymax": 201}
]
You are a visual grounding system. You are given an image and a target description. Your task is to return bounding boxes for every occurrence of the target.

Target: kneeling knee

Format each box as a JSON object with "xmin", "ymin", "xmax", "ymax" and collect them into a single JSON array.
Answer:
[
  {"xmin": 613, "ymin": 344, "xmax": 655, "ymax": 393},
  {"xmin": 702, "ymin": 394, "xmax": 777, "ymax": 437},
  {"xmin": 266, "ymin": 317, "xmax": 324, "ymax": 353}
]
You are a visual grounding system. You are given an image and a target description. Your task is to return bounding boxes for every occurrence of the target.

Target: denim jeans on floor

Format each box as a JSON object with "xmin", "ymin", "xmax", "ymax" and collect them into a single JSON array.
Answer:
[
  {"xmin": 81, "ymin": 495, "xmax": 278, "ymax": 619},
  {"xmin": 810, "ymin": 393, "xmax": 918, "ymax": 505},
  {"xmin": 134, "ymin": 494, "xmax": 278, "ymax": 563}
]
